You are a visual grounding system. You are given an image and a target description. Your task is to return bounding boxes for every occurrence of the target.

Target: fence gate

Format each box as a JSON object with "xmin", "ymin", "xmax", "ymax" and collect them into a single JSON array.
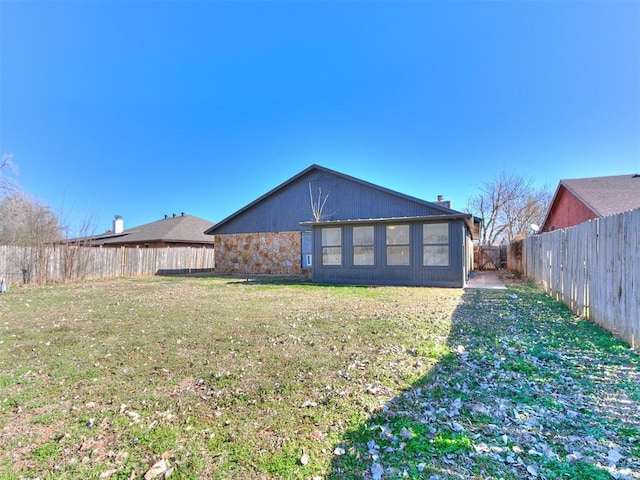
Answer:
[{"xmin": 474, "ymin": 245, "xmax": 507, "ymax": 270}]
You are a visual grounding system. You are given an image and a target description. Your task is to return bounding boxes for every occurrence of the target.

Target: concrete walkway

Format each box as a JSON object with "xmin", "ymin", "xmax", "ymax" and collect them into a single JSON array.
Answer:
[{"xmin": 465, "ymin": 271, "xmax": 507, "ymax": 289}]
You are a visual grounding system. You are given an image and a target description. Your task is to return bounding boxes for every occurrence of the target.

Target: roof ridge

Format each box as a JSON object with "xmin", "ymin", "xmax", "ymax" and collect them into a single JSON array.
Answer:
[{"xmin": 206, "ymin": 164, "xmax": 464, "ymax": 234}]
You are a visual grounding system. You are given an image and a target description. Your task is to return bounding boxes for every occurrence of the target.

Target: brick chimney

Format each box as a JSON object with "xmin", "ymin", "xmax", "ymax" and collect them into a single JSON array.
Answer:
[{"xmin": 435, "ymin": 195, "xmax": 451, "ymax": 209}]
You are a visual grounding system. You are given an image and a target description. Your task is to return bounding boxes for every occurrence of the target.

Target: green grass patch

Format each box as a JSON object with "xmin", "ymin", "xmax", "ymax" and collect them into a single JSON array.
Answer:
[
  {"xmin": 540, "ymin": 459, "xmax": 611, "ymax": 480},
  {"xmin": 31, "ymin": 440, "xmax": 61, "ymax": 461},
  {"xmin": 502, "ymin": 357, "xmax": 540, "ymax": 376},
  {"xmin": 258, "ymin": 441, "xmax": 305, "ymax": 477},
  {"xmin": 431, "ymin": 431, "xmax": 473, "ymax": 454}
]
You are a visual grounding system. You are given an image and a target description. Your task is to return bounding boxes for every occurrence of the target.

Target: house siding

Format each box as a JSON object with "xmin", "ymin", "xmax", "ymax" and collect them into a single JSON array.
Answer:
[
  {"xmin": 311, "ymin": 219, "xmax": 467, "ymax": 287},
  {"xmin": 542, "ymin": 187, "xmax": 597, "ymax": 232},
  {"xmin": 212, "ymin": 169, "xmax": 447, "ymax": 235},
  {"xmin": 214, "ymin": 231, "xmax": 304, "ymax": 275},
  {"xmin": 207, "ymin": 165, "xmax": 476, "ymax": 286}
]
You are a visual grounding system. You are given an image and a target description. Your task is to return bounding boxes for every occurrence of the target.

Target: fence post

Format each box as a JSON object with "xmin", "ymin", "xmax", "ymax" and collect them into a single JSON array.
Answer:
[{"xmin": 120, "ymin": 246, "xmax": 126, "ymax": 277}]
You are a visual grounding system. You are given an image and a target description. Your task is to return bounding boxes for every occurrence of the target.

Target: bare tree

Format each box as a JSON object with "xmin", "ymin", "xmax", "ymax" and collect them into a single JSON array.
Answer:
[
  {"xmin": 0, "ymin": 156, "xmax": 97, "ymax": 284},
  {"xmin": 0, "ymin": 192, "xmax": 63, "ymax": 246},
  {"xmin": 466, "ymin": 171, "xmax": 551, "ymax": 245},
  {"xmin": 309, "ymin": 182, "xmax": 330, "ymax": 221},
  {"xmin": 0, "ymin": 192, "xmax": 64, "ymax": 283},
  {"xmin": 59, "ymin": 212, "xmax": 98, "ymax": 281},
  {"xmin": 1, "ymin": 153, "xmax": 18, "ymax": 198}
]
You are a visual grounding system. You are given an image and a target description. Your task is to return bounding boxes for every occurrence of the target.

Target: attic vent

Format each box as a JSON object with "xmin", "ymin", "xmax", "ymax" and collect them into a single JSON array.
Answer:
[{"xmin": 633, "ymin": 174, "xmax": 640, "ymax": 178}]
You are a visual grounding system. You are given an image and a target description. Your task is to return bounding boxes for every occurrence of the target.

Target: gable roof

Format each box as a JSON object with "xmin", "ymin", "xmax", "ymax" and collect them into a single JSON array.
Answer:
[
  {"xmin": 79, "ymin": 214, "xmax": 215, "ymax": 246},
  {"xmin": 553, "ymin": 173, "xmax": 640, "ymax": 217},
  {"xmin": 205, "ymin": 164, "xmax": 470, "ymax": 235}
]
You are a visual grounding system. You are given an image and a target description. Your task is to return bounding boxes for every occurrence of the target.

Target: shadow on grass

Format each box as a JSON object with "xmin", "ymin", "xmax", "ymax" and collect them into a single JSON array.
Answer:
[{"xmin": 327, "ymin": 286, "xmax": 640, "ymax": 479}]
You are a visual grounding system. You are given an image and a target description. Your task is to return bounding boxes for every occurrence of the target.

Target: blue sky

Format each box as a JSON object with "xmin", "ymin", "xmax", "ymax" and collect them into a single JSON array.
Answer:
[{"xmin": 1, "ymin": 1, "xmax": 639, "ymax": 235}]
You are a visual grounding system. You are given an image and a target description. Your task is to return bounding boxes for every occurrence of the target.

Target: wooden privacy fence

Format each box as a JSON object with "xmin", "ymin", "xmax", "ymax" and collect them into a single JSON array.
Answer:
[
  {"xmin": 0, "ymin": 245, "xmax": 215, "ymax": 286},
  {"xmin": 512, "ymin": 208, "xmax": 639, "ymax": 349}
]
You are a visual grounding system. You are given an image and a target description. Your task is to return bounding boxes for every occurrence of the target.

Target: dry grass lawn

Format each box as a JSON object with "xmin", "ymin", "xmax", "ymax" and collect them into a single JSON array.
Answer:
[
  {"xmin": 0, "ymin": 276, "xmax": 461, "ymax": 479},
  {"xmin": 1, "ymin": 275, "xmax": 638, "ymax": 479}
]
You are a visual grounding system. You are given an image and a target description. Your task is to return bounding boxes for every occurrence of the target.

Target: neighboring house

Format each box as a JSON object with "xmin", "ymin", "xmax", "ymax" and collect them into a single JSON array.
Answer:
[
  {"xmin": 205, "ymin": 164, "xmax": 479, "ymax": 287},
  {"xmin": 71, "ymin": 213, "xmax": 215, "ymax": 248},
  {"xmin": 540, "ymin": 174, "xmax": 640, "ymax": 233}
]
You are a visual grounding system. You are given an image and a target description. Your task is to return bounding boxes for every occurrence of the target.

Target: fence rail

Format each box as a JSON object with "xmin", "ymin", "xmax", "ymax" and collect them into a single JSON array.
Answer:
[
  {"xmin": 512, "ymin": 209, "xmax": 639, "ymax": 349},
  {"xmin": 0, "ymin": 245, "xmax": 215, "ymax": 286}
]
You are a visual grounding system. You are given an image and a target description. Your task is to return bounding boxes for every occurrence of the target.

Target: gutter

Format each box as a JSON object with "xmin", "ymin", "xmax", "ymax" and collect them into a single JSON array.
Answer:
[{"xmin": 300, "ymin": 213, "xmax": 480, "ymax": 240}]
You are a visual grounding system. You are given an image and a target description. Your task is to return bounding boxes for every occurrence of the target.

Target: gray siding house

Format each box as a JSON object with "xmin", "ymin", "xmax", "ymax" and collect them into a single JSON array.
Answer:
[{"xmin": 205, "ymin": 164, "xmax": 478, "ymax": 287}]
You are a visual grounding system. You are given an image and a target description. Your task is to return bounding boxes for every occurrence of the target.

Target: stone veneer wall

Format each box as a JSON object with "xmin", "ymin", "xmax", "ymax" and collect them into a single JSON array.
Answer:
[{"xmin": 214, "ymin": 231, "xmax": 304, "ymax": 275}]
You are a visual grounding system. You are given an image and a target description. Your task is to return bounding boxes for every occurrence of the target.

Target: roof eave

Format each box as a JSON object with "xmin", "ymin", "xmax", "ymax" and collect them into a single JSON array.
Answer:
[
  {"xmin": 300, "ymin": 213, "xmax": 478, "ymax": 239},
  {"xmin": 100, "ymin": 238, "xmax": 215, "ymax": 245}
]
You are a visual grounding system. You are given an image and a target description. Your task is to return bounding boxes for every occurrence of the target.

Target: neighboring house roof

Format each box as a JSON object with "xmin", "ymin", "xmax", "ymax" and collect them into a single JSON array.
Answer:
[
  {"xmin": 541, "ymin": 173, "xmax": 640, "ymax": 231},
  {"xmin": 205, "ymin": 164, "xmax": 480, "ymax": 237},
  {"xmin": 73, "ymin": 214, "xmax": 215, "ymax": 246},
  {"xmin": 559, "ymin": 174, "xmax": 640, "ymax": 217}
]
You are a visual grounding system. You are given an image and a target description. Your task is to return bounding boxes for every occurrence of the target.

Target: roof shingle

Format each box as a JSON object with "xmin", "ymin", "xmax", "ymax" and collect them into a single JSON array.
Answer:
[{"xmin": 83, "ymin": 214, "xmax": 215, "ymax": 246}]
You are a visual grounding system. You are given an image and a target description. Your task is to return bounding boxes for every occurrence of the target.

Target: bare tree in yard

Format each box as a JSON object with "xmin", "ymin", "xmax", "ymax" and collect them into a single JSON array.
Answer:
[
  {"xmin": 1, "ymin": 155, "xmax": 95, "ymax": 283},
  {"xmin": 467, "ymin": 171, "xmax": 551, "ymax": 245},
  {"xmin": 59, "ymin": 213, "xmax": 98, "ymax": 281},
  {"xmin": 0, "ymin": 192, "xmax": 62, "ymax": 246},
  {"xmin": 0, "ymin": 192, "xmax": 64, "ymax": 284}
]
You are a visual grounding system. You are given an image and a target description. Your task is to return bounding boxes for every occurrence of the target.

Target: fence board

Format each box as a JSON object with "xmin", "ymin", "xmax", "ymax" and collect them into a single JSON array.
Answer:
[
  {"xmin": 0, "ymin": 245, "xmax": 215, "ymax": 286},
  {"xmin": 516, "ymin": 209, "xmax": 640, "ymax": 349}
]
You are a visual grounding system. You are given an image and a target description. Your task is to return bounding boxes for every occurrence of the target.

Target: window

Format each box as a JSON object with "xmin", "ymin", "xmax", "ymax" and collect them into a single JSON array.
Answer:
[
  {"xmin": 353, "ymin": 226, "xmax": 374, "ymax": 266},
  {"xmin": 321, "ymin": 227, "xmax": 342, "ymax": 265},
  {"xmin": 423, "ymin": 223, "xmax": 449, "ymax": 266},
  {"xmin": 386, "ymin": 224, "xmax": 410, "ymax": 266}
]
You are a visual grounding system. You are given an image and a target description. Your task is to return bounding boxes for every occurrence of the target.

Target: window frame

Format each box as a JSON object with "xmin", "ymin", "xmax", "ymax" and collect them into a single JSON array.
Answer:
[
  {"xmin": 321, "ymin": 227, "xmax": 343, "ymax": 266},
  {"xmin": 423, "ymin": 222, "xmax": 450, "ymax": 267},
  {"xmin": 352, "ymin": 225, "xmax": 375, "ymax": 267},
  {"xmin": 386, "ymin": 224, "xmax": 411, "ymax": 267}
]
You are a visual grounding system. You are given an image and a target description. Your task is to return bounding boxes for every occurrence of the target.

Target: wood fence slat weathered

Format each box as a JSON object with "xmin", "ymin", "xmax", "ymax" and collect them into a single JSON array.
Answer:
[
  {"xmin": 512, "ymin": 208, "xmax": 640, "ymax": 349},
  {"xmin": 0, "ymin": 245, "xmax": 215, "ymax": 286}
]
